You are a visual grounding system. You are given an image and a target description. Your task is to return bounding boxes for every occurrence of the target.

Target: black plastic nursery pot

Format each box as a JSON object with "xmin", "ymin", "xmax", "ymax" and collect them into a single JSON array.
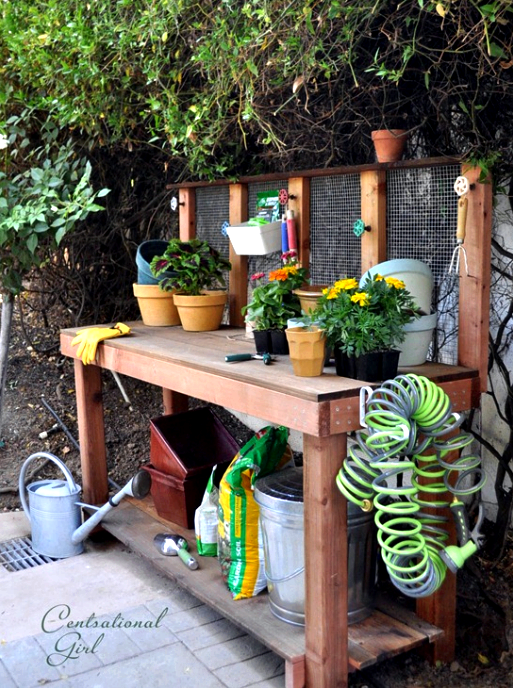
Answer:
[
  {"xmin": 334, "ymin": 349, "xmax": 400, "ymax": 382},
  {"xmin": 253, "ymin": 329, "xmax": 289, "ymax": 355},
  {"xmin": 269, "ymin": 329, "xmax": 289, "ymax": 355},
  {"xmin": 253, "ymin": 330, "xmax": 271, "ymax": 354}
]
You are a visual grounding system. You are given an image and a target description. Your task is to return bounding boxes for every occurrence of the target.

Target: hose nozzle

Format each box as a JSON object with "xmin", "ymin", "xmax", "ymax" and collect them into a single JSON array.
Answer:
[{"xmin": 440, "ymin": 540, "xmax": 478, "ymax": 574}]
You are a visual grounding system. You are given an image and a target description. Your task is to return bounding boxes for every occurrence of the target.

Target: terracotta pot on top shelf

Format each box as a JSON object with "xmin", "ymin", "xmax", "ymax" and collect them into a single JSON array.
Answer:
[
  {"xmin": 293, "ymin": 285, "xmax": 328, "ymax": 315},
  {"xmin": 371, "ymin": 129, "xmax": 408, "ymax": 163},
  {"xmin": 133, "ymin": 283, "xmax": 180, "ymax": 327}
]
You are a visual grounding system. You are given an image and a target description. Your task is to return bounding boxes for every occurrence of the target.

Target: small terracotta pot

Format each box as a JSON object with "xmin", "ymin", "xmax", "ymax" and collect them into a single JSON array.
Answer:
[
  {"xmin": 133, "ymin": 283, "xmax": 180, "ymax": 327},
  {"xmin": 371, "ymin": 129, "xmax": 408, "ymax": 163}
]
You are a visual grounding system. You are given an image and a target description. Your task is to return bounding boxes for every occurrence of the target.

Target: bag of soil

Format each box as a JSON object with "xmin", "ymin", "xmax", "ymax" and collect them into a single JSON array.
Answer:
[{"xmin": 218, "ymin": 425, "xmax": 291, "ymax": 600}]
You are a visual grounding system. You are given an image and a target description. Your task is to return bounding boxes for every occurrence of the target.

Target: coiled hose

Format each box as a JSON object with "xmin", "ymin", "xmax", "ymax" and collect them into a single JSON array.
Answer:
[{"xmin": 336, "ymin": 374, "xmax": 485, "ymax": 598}]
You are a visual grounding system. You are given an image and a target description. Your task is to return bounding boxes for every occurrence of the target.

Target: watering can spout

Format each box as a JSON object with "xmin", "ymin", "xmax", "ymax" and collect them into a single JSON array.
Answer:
[{"xmin": 71, "ymin": 470, "xmax": 151, "ymax": 545}]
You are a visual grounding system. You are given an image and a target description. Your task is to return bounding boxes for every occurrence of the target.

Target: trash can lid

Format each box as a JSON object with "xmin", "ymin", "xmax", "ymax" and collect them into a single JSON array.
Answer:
[{"xmin": 254, "ymin": 467, "xmax": 303, "ymax": 513}]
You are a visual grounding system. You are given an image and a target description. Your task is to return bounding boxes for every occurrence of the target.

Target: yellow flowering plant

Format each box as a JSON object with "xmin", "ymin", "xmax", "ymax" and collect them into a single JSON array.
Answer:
[
  {"xmin": 312, "ymin": 274, "xmax": 419, "ymax": 356},
  {"xmin": 242, "ymin": 253, "xmax": 308, "ymax": 331}
]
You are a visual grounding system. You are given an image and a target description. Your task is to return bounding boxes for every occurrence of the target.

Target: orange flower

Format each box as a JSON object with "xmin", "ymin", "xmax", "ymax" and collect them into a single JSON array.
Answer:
[{"xmin": 269, "ymin": 268, "xmax": 289, "ymax": 281}]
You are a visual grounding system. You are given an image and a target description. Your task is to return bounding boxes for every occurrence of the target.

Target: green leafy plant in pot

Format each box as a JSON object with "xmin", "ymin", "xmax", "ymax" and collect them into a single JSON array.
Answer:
[
  {"xmin": 242, "ymin": 253, "xmax": 308, "ymax": 354},
  {"xmin": 150, "ymin": 238, "xmax": 232, "ymax": 331},
  {"xmin": 312, "ymin": 274, "xmax": 419, "ymax": 381}
]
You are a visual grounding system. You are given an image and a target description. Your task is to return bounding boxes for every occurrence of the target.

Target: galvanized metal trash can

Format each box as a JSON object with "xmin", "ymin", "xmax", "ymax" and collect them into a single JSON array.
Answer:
[{"xmin": 254, "ymin": 466, "xmax": 377, "ymax": 626}]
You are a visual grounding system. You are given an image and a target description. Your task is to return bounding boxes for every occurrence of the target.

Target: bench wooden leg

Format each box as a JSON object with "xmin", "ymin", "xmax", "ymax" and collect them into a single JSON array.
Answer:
[
  {"xmin": 162, "ymin": 388, "xmax": 188, "ymax": 415},
  {"xmin": 285, "ymin": 657, "xmax": 305, "ymax": 688}
]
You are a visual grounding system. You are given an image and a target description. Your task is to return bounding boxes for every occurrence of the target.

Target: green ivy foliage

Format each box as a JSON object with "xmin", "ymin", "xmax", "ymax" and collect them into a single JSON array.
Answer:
[
  {"xmin": 0, "ymin": 112, "xmax": 109, "ymax": 295},
  {"xmin": 1, "ymin": 0, "xmax": 512, "ymax": 180}
]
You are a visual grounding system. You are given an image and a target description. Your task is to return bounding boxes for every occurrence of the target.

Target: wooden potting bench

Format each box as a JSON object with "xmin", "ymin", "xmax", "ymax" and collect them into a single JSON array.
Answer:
[{"xmin": 60, "ymin": 158, "xmax": 492, "ymax": 688}]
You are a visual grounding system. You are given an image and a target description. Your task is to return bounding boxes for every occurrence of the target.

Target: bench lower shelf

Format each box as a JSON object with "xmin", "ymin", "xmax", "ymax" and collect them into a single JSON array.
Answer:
[{"xmin": 101, "ymin": 500, "xmax": 443, "ymax": 686}]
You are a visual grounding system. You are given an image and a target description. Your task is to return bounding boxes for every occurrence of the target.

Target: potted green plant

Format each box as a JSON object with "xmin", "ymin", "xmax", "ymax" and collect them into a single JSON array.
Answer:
[
  {"xmin": 242, "ymin": 253, "xmax": 308, "ymax": 354},
  {"xmin": 150, "ymin": 238, "xmax": 232, "ymax": 331},
  {"xmin": 312, "ymin": 274, "xmax": 419, "ymax": 381}
]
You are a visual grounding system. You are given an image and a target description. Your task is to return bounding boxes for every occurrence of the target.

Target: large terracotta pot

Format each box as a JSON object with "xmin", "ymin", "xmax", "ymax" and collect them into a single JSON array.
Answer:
[
  {"xmin": 293, "ymin": 285, "xmax": 327, "ymax": 315},
  {"xmin": 286, "ymin": 327, "xmax": 326, "ymax": 377},
  {"xmin": 371, "ymin": 129, "xmax": 408, "ymax": 163},
  {"xmin": 133, "ymin": 283, "xmax": 180, "ymax": 327},
  {"xmin": 173, "ymin": 291, "xmax": 227, "ymax": 331}
]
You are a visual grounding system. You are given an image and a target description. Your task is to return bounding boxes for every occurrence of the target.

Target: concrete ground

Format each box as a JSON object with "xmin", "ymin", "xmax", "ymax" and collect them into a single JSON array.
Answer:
[{"xmin": 0, "ymin": 512, "xmax": 285, "ymax": 688}]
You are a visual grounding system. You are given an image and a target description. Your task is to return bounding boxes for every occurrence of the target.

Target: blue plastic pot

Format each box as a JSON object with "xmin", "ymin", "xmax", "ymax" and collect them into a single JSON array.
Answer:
[{"xmin": 136, "ymin": 240, "xmax": 174, "ymax": 285}]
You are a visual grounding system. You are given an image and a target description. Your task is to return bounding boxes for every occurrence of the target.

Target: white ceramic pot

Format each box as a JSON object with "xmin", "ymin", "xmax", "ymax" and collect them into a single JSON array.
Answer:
[
  {"xmin": 398, "ymin": 312, "xmax": 437, "ymax": 366},
  {"xmin": 360, "ymin": 259, "xmax": 433, "ymax": 316}
]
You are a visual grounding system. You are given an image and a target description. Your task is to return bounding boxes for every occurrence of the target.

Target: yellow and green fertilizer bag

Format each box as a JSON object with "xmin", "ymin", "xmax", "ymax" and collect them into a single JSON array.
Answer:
[{"xmin": 218, "ymin": 425, "xmax": 291, "ymax": 600}]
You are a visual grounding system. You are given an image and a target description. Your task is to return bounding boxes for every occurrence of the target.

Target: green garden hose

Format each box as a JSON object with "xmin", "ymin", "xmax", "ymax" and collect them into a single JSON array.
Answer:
[{"xmin": 336, "ymin": 374, "xmax": 485, "ymax": 598}]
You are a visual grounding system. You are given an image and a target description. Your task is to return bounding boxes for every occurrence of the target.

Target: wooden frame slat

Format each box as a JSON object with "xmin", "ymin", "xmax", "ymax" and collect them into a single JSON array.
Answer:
[
  {"xmin": 228, "ymin": 183, "xmax": 249, "ymax": 326},
  {"xmin": 457, "ymin": 167, "xmax": 493, "ymax": 391}
]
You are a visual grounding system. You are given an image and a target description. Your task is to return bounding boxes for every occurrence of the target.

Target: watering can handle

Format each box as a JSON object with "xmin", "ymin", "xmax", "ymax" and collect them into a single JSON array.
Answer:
[{"xmin": 18, "ymin": 452, "xmax": 79, "ymax": 523}]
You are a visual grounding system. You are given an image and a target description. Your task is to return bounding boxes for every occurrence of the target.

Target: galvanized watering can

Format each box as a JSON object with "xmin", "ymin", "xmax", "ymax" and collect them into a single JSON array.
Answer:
[{"xmin": 19, "ymin": 452, "xmax": 151, "ymax": 559}]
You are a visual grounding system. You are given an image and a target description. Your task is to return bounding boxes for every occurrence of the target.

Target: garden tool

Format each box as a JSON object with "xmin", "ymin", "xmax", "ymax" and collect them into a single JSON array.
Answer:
[
  {"xmin": 448, "ymin": 176, "xmax": 469, "ymax": 276},
  {"xmin": 19, "ymin": 451, "xmax": 151, "ymax": 558},
  {"xmin": 440, "ymin": 502, "xmax": 485, "ymax": 573},
  {"xmin": 153, "ymin": 533, "xmax": 199, "ymax": 570},
  {"xmin": 225, "ymin": 353, "xmax": 274, "ymax": 365},
  {"xmin": 71, "ymin": 322, "xmax": 131, "ymax": 365}
]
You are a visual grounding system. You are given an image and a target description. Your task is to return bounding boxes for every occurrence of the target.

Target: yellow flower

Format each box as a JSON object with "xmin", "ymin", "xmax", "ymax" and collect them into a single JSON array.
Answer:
[
  {"xmin": 334, "ymin": 278, "xmax": 358, "ymax": 291},
  {"xmin": 351, "ymin": 292, "xmax": 370, "ymax": 306},
  {"xmin": 375, "ymin": 274, "xmax": 384, "ymax": 281},
  {"xmin": 326, "ymin": 287, "xmax": 340, "ymax": 300},
  {"xmin": 384, "ymin": 277, "xmax": 405, "ymax": 290}
]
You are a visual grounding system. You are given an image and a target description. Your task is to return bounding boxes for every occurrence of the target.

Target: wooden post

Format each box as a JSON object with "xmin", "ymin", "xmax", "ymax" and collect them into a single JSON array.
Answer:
[
  {"xmin": 360, "ymin": 170, "xmax": 387, "ymax": 274},
  {"xmin": 228, "ymin": 183, "xmax": 248, "ymax": 327},
  {"xmin": 74, "ymin": 360, "xmax": 109, "ymax": 506},
  {"xmin": 179, "ymin": 188, "xmax": 196, "ymax": 240},
  {"xmin": 304, "ymin": 432, "xmax": 349, "ymax": 688},
  {"xmin": 162, "ymin": 389, "xmax": 189, "ymax": 415},
  {"xmin": 415, "ymin": 438, "xmax": 458, "ymax": 663},
  {"xmin": 288, "ymin": 177, "xmax": 311, "ymax": 272},
  {"xmin": 457, "ymin": 166, "xmax": 492, "ymax": 391}
]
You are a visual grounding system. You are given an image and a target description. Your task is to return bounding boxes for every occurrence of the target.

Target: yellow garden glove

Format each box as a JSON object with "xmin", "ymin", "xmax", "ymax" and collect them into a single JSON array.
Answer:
[{"xmin": 71, "ymin": 323, "xmax": 131, "ymax": 365}]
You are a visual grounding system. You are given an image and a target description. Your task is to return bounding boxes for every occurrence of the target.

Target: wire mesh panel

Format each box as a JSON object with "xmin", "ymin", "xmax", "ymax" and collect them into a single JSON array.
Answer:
[
  {"xmin": 196, "ymin": 186, "xmax": 231, "ymax": 257},
  {"xmin": 195, "ymin": 186, "xmax": 231, "ymax": 322},
  {"xmin": 309, "ymin": 175, "xmax": 362, "ymax": 284},
  {"xmin": 386, "ymin": 165, "xmax": 461, "ymax": 365}
]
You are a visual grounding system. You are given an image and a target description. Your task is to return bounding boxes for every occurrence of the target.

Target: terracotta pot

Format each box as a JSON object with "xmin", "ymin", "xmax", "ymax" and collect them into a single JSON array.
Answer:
[
  {"xmin": 133, "ymin": 283, "xmax": 180, "ymax": 327},
  {"xmin": 173, "ymin": 291, "xmax": 227, "ymax": 332},
  {"xmin": 371, "ymin": 129, "xmax": 408, "ymax": 163},
  {"xmin": 286, "ymin": 327, "xmax": 326, "ymax": 377},
  {"xmin": 293, "ymin": 285, "xmax": 327, "ymax": 315}
]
